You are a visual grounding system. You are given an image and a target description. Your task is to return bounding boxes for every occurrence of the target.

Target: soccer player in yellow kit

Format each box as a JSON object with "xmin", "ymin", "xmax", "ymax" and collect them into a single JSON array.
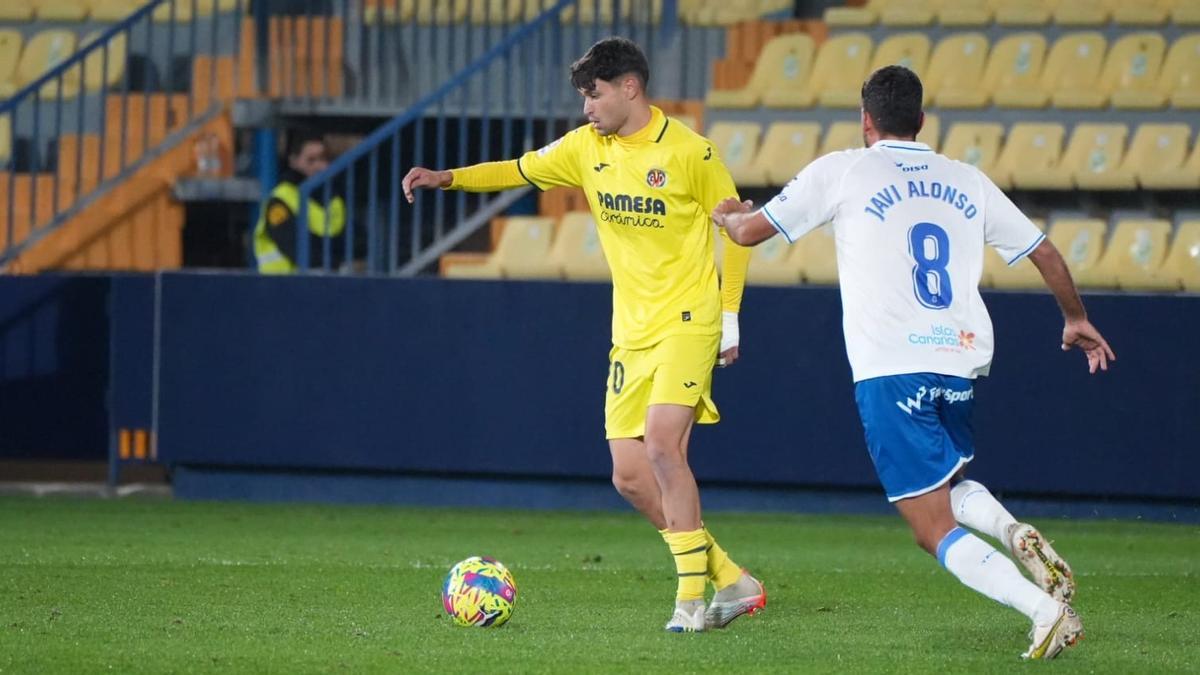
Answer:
[{"xmin": 403, "ymin": 38, "xmax": 766, "ymax": 632}]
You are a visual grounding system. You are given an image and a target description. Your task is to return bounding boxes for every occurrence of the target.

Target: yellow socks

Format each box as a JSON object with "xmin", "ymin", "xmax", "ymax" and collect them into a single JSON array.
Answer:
[
  {"xmin": 704, "ymin": 527, "xmax": 744, "ymax": 591},
  {"xmin": 663, "ymin": 529, "xmax": 708, "ymax": 601}
]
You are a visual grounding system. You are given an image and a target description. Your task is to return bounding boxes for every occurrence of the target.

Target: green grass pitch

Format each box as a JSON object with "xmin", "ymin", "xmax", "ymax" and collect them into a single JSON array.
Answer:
[{"xmin": 1, "ymin": 496, "xmax": 1197, "ymax": 673}]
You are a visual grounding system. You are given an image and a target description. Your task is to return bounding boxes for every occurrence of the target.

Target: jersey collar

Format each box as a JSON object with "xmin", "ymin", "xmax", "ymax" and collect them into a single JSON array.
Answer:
[
  {"xmin": 614, "ymin": 106, "xmax": 668, "ymax": 147},
  {"xmin": 871, "ymin": 139, "xmax": 933, "ymax": 152}
]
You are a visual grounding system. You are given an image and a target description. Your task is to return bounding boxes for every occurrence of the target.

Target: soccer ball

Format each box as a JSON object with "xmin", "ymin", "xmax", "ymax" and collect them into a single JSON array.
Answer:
[{"xmin": 441, "ymin": 556, "xmax": 517, "ymax": 627}]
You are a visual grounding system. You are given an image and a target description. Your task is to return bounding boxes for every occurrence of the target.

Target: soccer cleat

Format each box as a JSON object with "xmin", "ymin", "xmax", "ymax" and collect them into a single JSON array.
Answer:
[
  {"xmin": 665, "ymin": 599, "xmax": 706, "ymax": 633},
  {"xmin": 1006, "ymin": 523, "xmax": 1076, "ymax": 603},
  {"xmin": 1022, "ymin": 604, "xmax": 1084, "ymax": 660},
  {"xmin": 704, "ymin": 570, "xmax": 767, "ymax": 629}
]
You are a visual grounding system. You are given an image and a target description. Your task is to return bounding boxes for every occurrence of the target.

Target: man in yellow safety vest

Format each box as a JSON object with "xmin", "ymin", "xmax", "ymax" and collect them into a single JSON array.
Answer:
[{"xmin": 254, "ymin": 131, "xmax": 346, "ymax": 273}]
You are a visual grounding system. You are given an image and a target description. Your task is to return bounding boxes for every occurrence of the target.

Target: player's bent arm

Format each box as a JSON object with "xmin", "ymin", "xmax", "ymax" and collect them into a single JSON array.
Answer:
[
  {"xmin": 1027, "ymin": 239, "xmax": 1087, "ymax": 321},
  {"xmin": 716, "ymin": 209, "xmax": 777, "ymax": 247}
]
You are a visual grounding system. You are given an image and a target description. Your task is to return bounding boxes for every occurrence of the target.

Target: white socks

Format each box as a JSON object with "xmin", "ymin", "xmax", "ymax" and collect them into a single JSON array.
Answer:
[
  {"xmin": 950, "ymin": 479, "xmax": 1018, "ymax": 542},
  {"xmin": 938, "ymin": 527, "xmax": 1061, "ymax": 625}
]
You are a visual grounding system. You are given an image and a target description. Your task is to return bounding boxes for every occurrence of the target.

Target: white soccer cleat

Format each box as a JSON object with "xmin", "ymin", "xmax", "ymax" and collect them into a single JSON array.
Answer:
[
  {"xmin": 1022, "ymin": 604, "xmax": 1084, "ymax": 660},
  {"xmin": 665, "ymin": 599, "xmax": 706, "ymax": 633},
  {"xmin": 705, "ymin": 570, "xmax": 767, "ymax": 629},
  {"xmin": 1006, "ymin": 522, "xmax": 1076, "ymax": 603}
]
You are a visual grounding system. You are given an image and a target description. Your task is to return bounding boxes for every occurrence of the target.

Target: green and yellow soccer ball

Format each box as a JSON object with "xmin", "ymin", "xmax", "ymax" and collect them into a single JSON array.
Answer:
[{"xmin": 441, "ymin": 556, "xmax": 517, "ymax": 627}]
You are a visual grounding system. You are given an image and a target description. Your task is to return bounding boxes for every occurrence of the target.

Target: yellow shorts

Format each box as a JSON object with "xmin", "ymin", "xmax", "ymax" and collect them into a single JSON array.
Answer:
[{"xmin": 604, "ymin": 333, "xmax": 721, "ymax": 439}]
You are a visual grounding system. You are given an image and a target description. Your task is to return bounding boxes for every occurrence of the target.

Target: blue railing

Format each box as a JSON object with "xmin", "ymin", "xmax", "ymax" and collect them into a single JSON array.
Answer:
[
  {"xmin": 0, "ymin": 0, "xmax": 242, "ymax": 269},
  {"xmin": 294, "ymin": 0, "xmax": 679, "ymax": 274}
]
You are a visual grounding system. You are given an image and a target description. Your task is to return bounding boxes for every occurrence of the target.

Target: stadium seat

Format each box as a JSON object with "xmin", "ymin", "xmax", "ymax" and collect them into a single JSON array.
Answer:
[
  {"xmin": 707, "ymin": 122, "xmax": 762, "ymax": 187},
  {"xmin": 823, "ymin": 0, "xmax": 882, "ymax": 27},
  {"xmin": 1082, "ymin": 218, "xmax": 1172, "ymax": 289},
  {"xmin": 1158, "ymin": 34, "xmax": 1200, "ymax": 109},
  {"xmin": 91, "ymin": 0, "xmax": 139, "ymax": 21},
  {"xmin": 557, "ymin": 212, "xmax": 610, "ymax": 282},
  {"xmin": 1052, "ymin": 218, "xmax": 1108, "ymax": 282},
  {"xmin": 795, "ymin": 223, "xmax": 838, "ymax": 284},
  {"xmin": 998, "ymin": 124, "xmax": 1066, "ymax": 190},
  {"xmin": 809, "ymin": 33, "xmax": 876, "ymax": 108},
  {"xmin": 558, "ymin": 0, "xmax": 630, "ymax": 24},
  {"xmin": 1173, "ymin": 1, "xmax": 1200, "ymax": 25},
  {"xmin": 16, "ymin": 30, "xmax": 77, "ymax": 101},
  {"xmin": 1137, "ymin": 124, "xmax": 1200, "ymax": 189},
  {"xmin": 878, "ymin": 0, "xmax": 937, "ymax": 27},
  {"xmin": 1104, "ymin": 33, "xmax": 1168, "ymax": 109},
  {"xmin": 749, "ymin": 122, "xmax": 821, "ymax": 186},
  {"xmin": 747, "ymin": 229, "xmax": 803, "ymax": 285},
  {"xmin": 0, "ymin": 30, "xmax": 21, "ymax": 99},
  {"xmin": 35, "ymin": 0, "xmax": 90, "ymax": 21},
  {"xmin": 918, "ymin": 113, "xmax": 940, "ymax": 151},
  {"xmin": 707, "ymin": 33, "xmax": 815, "ymax": 108},
  {"xmin": 989, "ymin": 0, "xmax": 1053, "ymax": 26},
  {"xmin": 1161, "ymin": 221, "xmax": 1200, "ymax": 291},
  {"xmin": 941, "ymin": 122, "xmax": 1004, "ymax": 179},
  {"xmin": 1044, "ymin": 33, "xmax": 1108, "ymax": 109},
  {"xmin": 870, "ymin": 32, "xmax": 931, "ymax": 79},
  {"xmin": 926, "ymin": 33, "xmax": 990, "ymax": 108},
  {"xmin": 987, "ymin": 33, "xmax": 1049, "ymax": 108},
  {"xmin": 1062, "ymin": 124, "xmax": 1134, "ymax": 190},
  {"xmin": 0, "ymin": 1, "xmax": 35, "ymax": 21},
  {"xmin": 820, "ymin": 121, "xmax": 864, "ymax": 156},
  {"xmin": 445, "ymin": 216, "xmax": 555, "ymax": 279},
  {"xmin": 1053, "ymin": 0, "xmax": 1109, "ymax": 25},
  {"xmin": 73, "ymin": 30, "xmax": 127, "ymax": 94},
  {"xmin": 938, "ymin": 0, "xmax": 992, "ymax": 27},
  {"xmin": 1111, "ymin": 0, "xmax": 1169, "ymax": 25},
  {"xmin": 982, "ymin": 218, "xmax": 1046, "ymax": 288}
]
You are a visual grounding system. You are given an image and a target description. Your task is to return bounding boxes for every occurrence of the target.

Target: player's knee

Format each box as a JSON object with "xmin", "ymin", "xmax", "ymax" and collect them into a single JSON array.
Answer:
[
  {"xmin": 643, "ymin": 438, "xmax": 683, "ymax": 468},
  {"xmin": 610, "ymin": 470, "xmax": 641, "ymax": 498}
]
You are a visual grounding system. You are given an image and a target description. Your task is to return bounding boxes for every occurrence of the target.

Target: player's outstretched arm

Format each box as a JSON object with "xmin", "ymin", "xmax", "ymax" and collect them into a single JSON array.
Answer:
[
  {"xmin": 402, "ymin": 167, "xmax": 452, "ymax": 203},
  {"xmin": 713, "ymin": 198, "xmax": 776, "ymax": 246},
  {"xmin": 1027, "ymin": 239, "xmax": 1116, "ymax": 374}
]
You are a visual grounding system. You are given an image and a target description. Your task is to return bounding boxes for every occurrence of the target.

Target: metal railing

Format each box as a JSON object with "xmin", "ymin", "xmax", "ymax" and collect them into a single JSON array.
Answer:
[
  {"xmin": 0, "ymin": 0, "xmax": 241, "ymax": 270},
  {"xmin": 294, "ymin": 0, "xmax": 683, "ymax": 275}
]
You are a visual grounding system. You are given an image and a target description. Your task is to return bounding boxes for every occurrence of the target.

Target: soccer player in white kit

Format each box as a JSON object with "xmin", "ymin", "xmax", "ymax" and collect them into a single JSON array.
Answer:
[{"xmin": 713, "ymin": 66, "xmax": 1115, "ymax": 659}]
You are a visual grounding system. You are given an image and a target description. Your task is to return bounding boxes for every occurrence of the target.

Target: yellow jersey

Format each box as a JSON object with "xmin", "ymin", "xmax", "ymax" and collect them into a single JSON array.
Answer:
[{"xmin": 449, "ymin": 106, "xmax": 749, "ymax": 350}]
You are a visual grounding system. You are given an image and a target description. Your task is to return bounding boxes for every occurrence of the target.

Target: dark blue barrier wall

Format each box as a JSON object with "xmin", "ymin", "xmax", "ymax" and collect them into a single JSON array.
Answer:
[{"xmin": 154, "ymin": 273, "xmax": 1199, "ymax": 501}]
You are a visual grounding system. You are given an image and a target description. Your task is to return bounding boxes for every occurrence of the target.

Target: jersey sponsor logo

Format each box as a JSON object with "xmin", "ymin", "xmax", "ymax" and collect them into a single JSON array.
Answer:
[
  {"xmin": 895, "ymin": 384, "xmax": 974, "ymax": 415},
  {"xmin": 907, "ymin": 324, "xmax": 975, "ymax": 353},
  {"xmin": 646, "ymin": 168, "xmax": 667, "ymax": 188},
  {"xmin": 595, "ymin": 190, "xmax": 667, "ymax": 229},
  {"xmin": 896, "ymin": 161, "xmax": 929, "ymax": 173}
]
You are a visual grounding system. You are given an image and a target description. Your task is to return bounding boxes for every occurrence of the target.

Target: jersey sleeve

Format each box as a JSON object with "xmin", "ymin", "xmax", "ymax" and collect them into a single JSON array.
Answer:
[
  {"xmin": 759, "ymin": 152, "xmax": 844, "ymax": 243},
  {"xmin": 977, "ymin": 170, "xmax": 1045, "ymax": 265},
  {"xmin": 689, "ymin": 138, "xmax": 749, "ymax": 314},
  {"xmin": 515, "ymin": 128, "xmax": 585, "ymax": 190}
]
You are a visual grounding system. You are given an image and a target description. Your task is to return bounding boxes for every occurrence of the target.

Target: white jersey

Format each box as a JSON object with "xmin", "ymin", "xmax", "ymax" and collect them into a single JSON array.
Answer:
[{"xmin": 761, "ymin": 140, "xmax": 1045, "ymax": 382}]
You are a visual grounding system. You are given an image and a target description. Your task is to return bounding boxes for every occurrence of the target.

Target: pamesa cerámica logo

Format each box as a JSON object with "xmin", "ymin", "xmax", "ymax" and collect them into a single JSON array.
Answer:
[{"xmin": 908, "ymin": 324, "xmax": 976, "ymax": 350}]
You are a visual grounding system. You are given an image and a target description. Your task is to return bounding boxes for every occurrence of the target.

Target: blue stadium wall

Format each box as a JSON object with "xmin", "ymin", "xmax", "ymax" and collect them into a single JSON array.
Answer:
[{"xmin": 1, "ymin": 273, "xmax": 1197, "ymax": 511}]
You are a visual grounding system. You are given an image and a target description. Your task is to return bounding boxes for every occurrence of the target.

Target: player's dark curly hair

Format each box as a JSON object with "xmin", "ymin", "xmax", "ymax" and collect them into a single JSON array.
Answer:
[
  {"xmin": 569, "ymin": 37, "xmax": 650, "ymax": 93},
  {"xmin": 861, "ymin": 65, "xmax": 924, "ymax": 138}
]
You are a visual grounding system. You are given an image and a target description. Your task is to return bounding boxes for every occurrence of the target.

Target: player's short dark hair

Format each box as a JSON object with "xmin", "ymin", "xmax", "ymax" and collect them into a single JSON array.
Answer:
[
  {"xmin": 287, "ymin": 130, "xmax": 326, "ymax": 158},
  {"xmin": 569, "ymin": 37, "xmax": 650, "ymax": 93},
  {"xmin": 861, "ymin": 65, "xmax": 924, "ymax": 138}
]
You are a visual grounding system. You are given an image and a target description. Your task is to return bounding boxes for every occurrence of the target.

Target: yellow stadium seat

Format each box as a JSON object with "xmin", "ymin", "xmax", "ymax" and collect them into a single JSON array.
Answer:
[
  {"xmin": 1173, "ymin": 1, "xmax": 1200, "ymax": 25},
  {"xmin": 446, "ymin": 216, "xmax": 556, "ymax": 279},
  {"xmin": 91, "ymin": 0, "xmax": 139, "ymax": 21},
  {"xmin": 1111, "ymin": 0, "xmax": 1169, "ymax": 25},
  {"xmin": 1104, "ymin": 32, "xmax": 1168, "ymax": 109},
  {"xmin": 1063, "ymin": 124, "xmax": 1134, "ymax": 190},
  {"xmin": 989, "ymin": 0, "xmax": 1054, "ymax": 26},
  {"xmin": 749, "ymin": 122, "xmax": 821, "ymax": 186},
  {"xmin": 557, "ymin": 212, "xmax": 611, "ymax": 282},
  {"xmin": 0, "ymin": 1, "xmax": 34, "ymax": 21},
  {"xmin": 941, "ymin": 123, "xmax": 1004, "ymax": 179},
  {"xmin": 870, "ymin": 32, "xmax": 931, "ymax": 78},
  {"xmin": 1158, "ymin": 34, "xmax": 1200, "ymax": 109},
  {"xmin": 823, "ymin": 0, "xmax": 882, "ymax": 27},
  {"xmin": 1137, "ymin": 124, "xmax": 1200, "ymax": 189},
  {"xmin": 1054, "ymin": 0, "xmax": 1109, "ymax": 25},
  {"xmin": 0, "ymin": 30, "xmax": 21, "ymax": 97},
  {"xmin": 746, "ymin": 234, "xmax": 803, "ymax": 285},
  {"xmin": 36, "ymin": 0, "xmax": 89, "ymax": 21},
  {"xmin": 1052, "ymin": 219, "xmax": 1108, "ymax": 285},
  {"xmin": 71, "ymin": 31, "xmax": 127, "ymax": 94},
  {"xmin": 918, "ymin": 113, "xmax": 940, "ymax": 151},
  {"xmin": 1162, "ymin": 221, "xmax": 1200, "ymax": 291},
  {"xmin": 820, "ymin": 121, "xmax": 864, "ymax": 156},
  {"xmin": 557, "ymin": 0, "xmax": 636, "ymax": 24},
  {"xmin": 998, "ymin": 124, "xmax": 1067, "ymax": 190},
  {"xmin": 1043, "ymin": 33, "xmax": 1109, "ymax": 108},
  {"xmin": 1085, "ymin": 219, "xmax": 1173, "ymax": 289},
  {"xmin": 983, "ymin": 218, "xmax": 1046, "ymax": 288},
  {"xmin": 707, "ymin": 122, "xmax": 762, "ymax": 187},
  {"xmin": 987, "ymin": 33, "xmax": 1049, "ymax": 108},
  {"xmin": 707, "ymin": 33, "xmax": 816, "ymax": 109},
  {"xmin": 17, "ymin": 30, "xmax": 77, "ymax": 101},
  {"xmin": 803, "ymin": 33, "xmax": 875, "ymax": 108},
  {"xmin": 926, "ymin": 33, "xmax": 990, "ymax": 108},
  {"xmin": 879, "ymin": 0, "xmax": 938, "ymax": 26},
  {"xmin": 795, "ymin": 223, "xmax": 838, "ymax": 284},
  {"xmin": 939, "ymin": 0, "xmax": 991, "ymax": 27}
]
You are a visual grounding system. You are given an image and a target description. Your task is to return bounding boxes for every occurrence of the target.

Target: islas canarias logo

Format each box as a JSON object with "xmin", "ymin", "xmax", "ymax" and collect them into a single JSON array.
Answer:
[{"xmin": 908, "ymin": 324, "xmax": 975, "ymax": 352}]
